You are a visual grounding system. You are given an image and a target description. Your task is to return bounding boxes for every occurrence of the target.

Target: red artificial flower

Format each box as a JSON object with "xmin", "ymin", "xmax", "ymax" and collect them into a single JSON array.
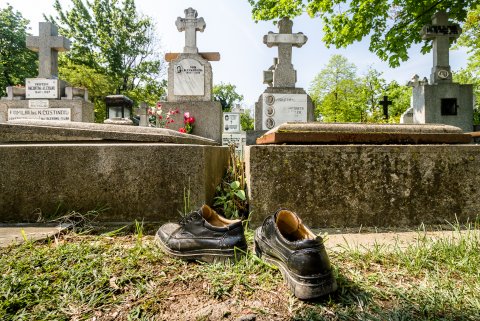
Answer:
[
  {"xmin": 188, "ymin": 116, "xmax": 195, "ymax": 124},
  {"xmin": 179, "ymin": 127, "xmax": 186, "ymax": 133},
  {"xmin": 159, "ymin": 115, "xmax": 163, "ymax": 119},
  {"xmin": 156, "ymin": 102, "xmax": 162, "ymax": 108}
]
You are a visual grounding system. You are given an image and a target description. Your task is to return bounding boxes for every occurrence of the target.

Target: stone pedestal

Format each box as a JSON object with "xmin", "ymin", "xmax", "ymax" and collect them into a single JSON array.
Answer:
[
  {"xmin": 0, "ymin": 99, "xmax": 94, "ymax": 123},
  {"xmin": 246, "ymin": 144, "xmax": 480, "ymax": 228},
  {"xmin": 413, "ymin": 83, "xmax": 474, "ymax": 132},
  {"xmin": 0, "ymin": 143, "xmax": 228, "ymax": 223},
  {"xmin": 254, "ymin": 87, "xmax": 314, "ymax": 130},
  {"xmin": 159, "ymin": 101, "xmax": 222, "ymax": 143}
]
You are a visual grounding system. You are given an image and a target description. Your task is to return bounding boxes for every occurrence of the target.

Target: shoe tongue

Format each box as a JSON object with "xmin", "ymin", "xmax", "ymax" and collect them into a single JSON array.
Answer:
[
  {"xmin": 276, "ymin": 210, "xmax": 300, "ymax": 235},
  {"xmin": 201, "ymin": 205, "xmax": 213, "ymax": 220}
]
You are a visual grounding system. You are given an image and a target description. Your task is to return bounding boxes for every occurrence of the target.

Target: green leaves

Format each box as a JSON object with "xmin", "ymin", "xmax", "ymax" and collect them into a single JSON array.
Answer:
[
  {"xmin": 0, "ymin": 5, "xmax": 37, "ymax": 96},
  {"xmin": 48, "ymin": 0, "xmax": 165, "ymax": 115},
  {"xmin": 213, "ymin": 82, "xmax": 244, "ymax": 112},
  {"xmin": 309, "ymin": 54, "xmax": 410, "ymax": 123},
  {"xmin": 248, "ymin": 0, "xmax": 479, "ymax": 67}
]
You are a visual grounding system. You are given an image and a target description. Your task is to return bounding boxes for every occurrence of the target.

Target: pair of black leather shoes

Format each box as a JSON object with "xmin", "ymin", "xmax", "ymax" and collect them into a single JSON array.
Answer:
[{"xmin": 155, "ymin": 205, "xmax": 337, "ymax": 299}]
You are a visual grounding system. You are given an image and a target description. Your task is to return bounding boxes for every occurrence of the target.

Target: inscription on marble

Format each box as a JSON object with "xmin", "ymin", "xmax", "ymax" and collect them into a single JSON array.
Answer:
[
  {"xmin": 8, "ymin": 108, "xmax": 71, "ymax": 121},
  {"xmin": 262, "ymin": 94, "xmax": 307, "ymax": 130},
  {"xmin": 173, "ymin": 58, "xmax": 204, "ymax": 96},
  {"xmin": 26, "ymin": 78, "xmax": 59, "ymax": 99},
  {"xmin": 28, "ymin": 100, "xmax": 50, "ymax": 108},
  {"xmin": 223, "ymin": 112, "xmax": 241, "ymax": 133}
]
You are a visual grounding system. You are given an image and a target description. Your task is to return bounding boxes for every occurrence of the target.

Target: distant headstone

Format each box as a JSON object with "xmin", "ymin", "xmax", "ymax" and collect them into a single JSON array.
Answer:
[
  {"xmin": 160, "ymin": 8, "xmax": 223, "ymax": 142},
  {"xmin": 254, "ymin": 17, "xmax": 314, "ymax": 132},
  {"xmin": 379, "ymin": 96, "xmax": 392, "ymax": 120},
  {"xmin": 411, "ymin": 11, "xmax": 473, "ymax": 132},
  {"xmin": 0, "ymin": 22, "xmax": 94, "ymax": 124},
  {"xmin": 222, "ymin": 111, "xmax": 246, "ymax": 156}
]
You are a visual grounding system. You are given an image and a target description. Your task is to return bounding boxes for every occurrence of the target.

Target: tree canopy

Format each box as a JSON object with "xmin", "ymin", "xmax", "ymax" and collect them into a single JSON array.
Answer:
[
  {"xmin": 0, "ymin": 5, "xmax": 37, "ymax": 96},
  {"xmin": 247, "ymin": 0, "xmax": 480, "ymax": 67},
  {"xmin": 213, "ymin": 82, "xmax": 245, "ymax": 112},
  {"xmin": 47, "ymin": 0, "xmax": 165, "ymax": 121},
  {"xmin": 309, "ymin": 54, "xmax": 410, "ymax": 122}
]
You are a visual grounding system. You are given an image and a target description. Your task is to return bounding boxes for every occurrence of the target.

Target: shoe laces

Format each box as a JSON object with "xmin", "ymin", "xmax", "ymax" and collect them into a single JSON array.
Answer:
[{"xmin": 178, "ymin": 211, "xmax": 201, "ymax": 226}]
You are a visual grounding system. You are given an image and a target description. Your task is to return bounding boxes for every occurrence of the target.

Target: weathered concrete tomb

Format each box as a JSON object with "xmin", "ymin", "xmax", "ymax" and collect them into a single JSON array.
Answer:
[
  {"xmin": 0, "ymin": 121, "xmax": 228, "ymax": 223},
  {"xmin": 246, "ymin": 123, "xmax": 480, "ymax": 228}
]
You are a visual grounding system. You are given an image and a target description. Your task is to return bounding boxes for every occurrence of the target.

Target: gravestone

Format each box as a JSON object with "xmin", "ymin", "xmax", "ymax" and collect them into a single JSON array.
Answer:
[
  {"xmin": 411, "ymin": 11, "xmax": 474, "ymax": 132},
  {"xmin": 222, "ymin": 109, "xmax": 246, "ymax": 157},
  {"xmin": 160, "ymin": 8, "xmax": 222, "ymax": 142},
  {"xmin": 0, "ymin": 22, "xmax": 94, "ymax": 123},
  {"xmin": 254, "ymin": 17, "xmax": 314, "ymax": 132}
]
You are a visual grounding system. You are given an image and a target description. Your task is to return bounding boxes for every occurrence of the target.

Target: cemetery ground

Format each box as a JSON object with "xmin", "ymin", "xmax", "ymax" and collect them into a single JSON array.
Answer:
[{"xmin": 1, "ymin": 218, "xmax": 479, "ymax": 321}]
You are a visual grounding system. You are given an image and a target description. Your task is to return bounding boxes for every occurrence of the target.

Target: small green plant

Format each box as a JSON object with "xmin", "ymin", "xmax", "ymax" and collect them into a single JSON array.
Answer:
[
  {"xmin": 214, "ymin": 180, "xmax": 246, "ymax": 219},
  {"xmin": 213, "ymin": 145, "xmax": 248, "ymax": 219}
]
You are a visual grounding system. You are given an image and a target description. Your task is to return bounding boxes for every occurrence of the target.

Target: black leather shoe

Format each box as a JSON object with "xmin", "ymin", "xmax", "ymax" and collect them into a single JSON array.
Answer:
[
  {"xmin": 155, "ymin": 205, "xmax": 247, "ymax": 263},
  {"xmin": 254, "ymin": 209, "xmax": 337, "ymax": 299}
]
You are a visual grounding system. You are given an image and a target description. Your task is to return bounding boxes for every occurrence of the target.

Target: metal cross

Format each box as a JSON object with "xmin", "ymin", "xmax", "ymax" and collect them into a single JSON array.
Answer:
[{"xmin": 379, "ymin": 95, "xmax": 393, "ymax": 120}]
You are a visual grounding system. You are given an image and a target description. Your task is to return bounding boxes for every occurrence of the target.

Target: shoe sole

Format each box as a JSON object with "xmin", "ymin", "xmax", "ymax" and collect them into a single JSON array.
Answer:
[
  {"xmin": 254, "ymin": 228, "xmax": 337, "ymax": 300},
  {"xmin": 155, "ymin": 233, "xmax": 246, "ymax": 264}
]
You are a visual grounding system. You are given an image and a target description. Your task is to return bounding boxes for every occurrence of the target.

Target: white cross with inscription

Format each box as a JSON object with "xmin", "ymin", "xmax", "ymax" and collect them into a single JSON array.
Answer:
[
  {"xmin": 26, "ymin": 22, "xmax": 70, "ymax": 79},
  {"xmin": 175, "ymin": 8, "xmax": 206, "ymax": 54},
  {"xmin": 263, "ymin": 17, "xmax": 308, "ymax": 87},
  {"xmin": 421, "ymin": 11, "xmax": 462, "ymax": 84}
]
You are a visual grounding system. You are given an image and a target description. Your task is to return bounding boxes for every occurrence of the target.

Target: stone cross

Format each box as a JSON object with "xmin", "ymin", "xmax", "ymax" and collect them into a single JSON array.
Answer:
[
  {"xmin": 26, "ymin": 22, "xmax": 70, "ymax": 79},
  {"xmin": 379, "ymin": 95, "xmax": 392, "ymax": 120},
  {"xmin": 421, "ymin": 11, "xmax": 461, "ymax": 84},
  {"xmin": 176, "ymin": 7, "xmax": 206, "ymax": 54},
  {"xmin": 263, "ymin": 17, "xmax": 307, "ymax": 87}
]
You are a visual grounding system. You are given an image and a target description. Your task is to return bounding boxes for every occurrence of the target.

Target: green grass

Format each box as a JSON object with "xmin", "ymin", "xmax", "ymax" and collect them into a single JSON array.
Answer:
[{"xmin": 1, "ymin": 227, "xmax": 479, "ymax": 320}]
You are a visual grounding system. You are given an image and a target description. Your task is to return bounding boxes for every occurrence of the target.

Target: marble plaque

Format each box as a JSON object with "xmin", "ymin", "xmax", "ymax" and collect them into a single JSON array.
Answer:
[
  {"xmin": 222, "ymin": 133, "xmax": 246, "ymax": 155},
  {"xmin": 26, "ymin": 78, "xmax": 59, "ymax": 99},
  {"xmin": 173, "ymin": 58, "xmax": 204, "ymax": 96},
  {"xmin": 262, "ymin": 93, "xmax": 307, "ymax": 130},
  {"xmin": 28, "ymin": 100, "xmax": 50, "ymax": 108},
  {"xmin": 223, "ymin": 112, "xmax": 241, "ymax": 133},
  {"xmin": 8, "ymin": 108, "xmax": 71, "ymax": 121}
]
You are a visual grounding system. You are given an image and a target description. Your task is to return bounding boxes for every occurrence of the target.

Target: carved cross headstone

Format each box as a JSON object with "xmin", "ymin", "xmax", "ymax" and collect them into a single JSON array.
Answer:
[
  {"xmin": 263, "ymin": 17, "xmax": 307, "ymax": 87},
  {"xmin": 421, "ymin": 11, "xmax": 461, "ymax": 84},
  {"xmin": 379, "ymin": 95, "xmax": 392, "ymax": 120},
  {"xmin": 176, "ymin": 7, "xmax": 206, "ymax": 54},
  {"xmin": 26, "ymin": 22, "xmax": 70, "ymax": 79}
]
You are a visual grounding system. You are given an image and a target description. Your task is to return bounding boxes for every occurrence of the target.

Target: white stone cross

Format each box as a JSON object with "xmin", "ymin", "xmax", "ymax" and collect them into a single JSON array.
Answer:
[
  {"xmin": 263, "ymin": 17, "xmax": 307, "ymax": 87},
  {"xmin": 421, "ymin": 11, "xmax": 461, "ymax": 84},
  {"xmin": 26, "ymin": 22, "xmax": 70, "ymax": 79},
  {"xmin": 176, "ymin": 8, "xmax": 206, "ymax": 54}
]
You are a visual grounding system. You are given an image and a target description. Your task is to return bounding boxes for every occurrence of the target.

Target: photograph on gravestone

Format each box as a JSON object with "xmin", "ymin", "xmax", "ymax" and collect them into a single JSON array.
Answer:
[
  {"xmin": 223, "ymin": 112, "xmax": 241, "ymax": 133},
  {"xmin": 262, "ymin": 93, "xmax": 307, "ymax": 130}
]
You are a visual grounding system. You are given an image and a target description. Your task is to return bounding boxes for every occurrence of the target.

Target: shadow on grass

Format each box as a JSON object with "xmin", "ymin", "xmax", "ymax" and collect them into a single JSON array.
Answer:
[{"xmin": 291, "ymin": 272, "xmax": 479, "ymax": 321}]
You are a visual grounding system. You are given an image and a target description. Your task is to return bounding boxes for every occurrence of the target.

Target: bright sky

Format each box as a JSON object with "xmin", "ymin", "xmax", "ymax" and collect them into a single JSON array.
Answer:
[{"xmin": 4, "ymin": 0, "xmax": 470, "ymax": 108}]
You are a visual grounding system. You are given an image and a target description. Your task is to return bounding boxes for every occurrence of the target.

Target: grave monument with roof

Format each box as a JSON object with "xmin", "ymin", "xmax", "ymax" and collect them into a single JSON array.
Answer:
[
  {"xmin": 160, "ymin": 7, "xmax": 222, "ymax": 142},
  {"xmin": 0, "ymin": 22, "xmax": 94, "ymax": 123}
]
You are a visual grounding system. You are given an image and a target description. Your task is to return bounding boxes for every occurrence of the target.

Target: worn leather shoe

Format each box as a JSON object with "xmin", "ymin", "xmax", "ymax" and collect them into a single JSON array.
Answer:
[
  {"xmin": 254, "ymin": 209, "xmax": 337, "ymax": 299},
  {"xmin": 155, "ymin": 205, "xmax": 247, "ymax": 263}
]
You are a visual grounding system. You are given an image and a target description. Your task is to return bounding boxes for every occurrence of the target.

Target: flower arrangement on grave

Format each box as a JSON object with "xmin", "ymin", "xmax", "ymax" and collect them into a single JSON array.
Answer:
[
  {"xmin": 148, "ymin": 102, "xmax": 179, "ymax": 128},
  {"xmin": 179, "ymin": 112, "xmax": 195, "ymax": 134}
]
